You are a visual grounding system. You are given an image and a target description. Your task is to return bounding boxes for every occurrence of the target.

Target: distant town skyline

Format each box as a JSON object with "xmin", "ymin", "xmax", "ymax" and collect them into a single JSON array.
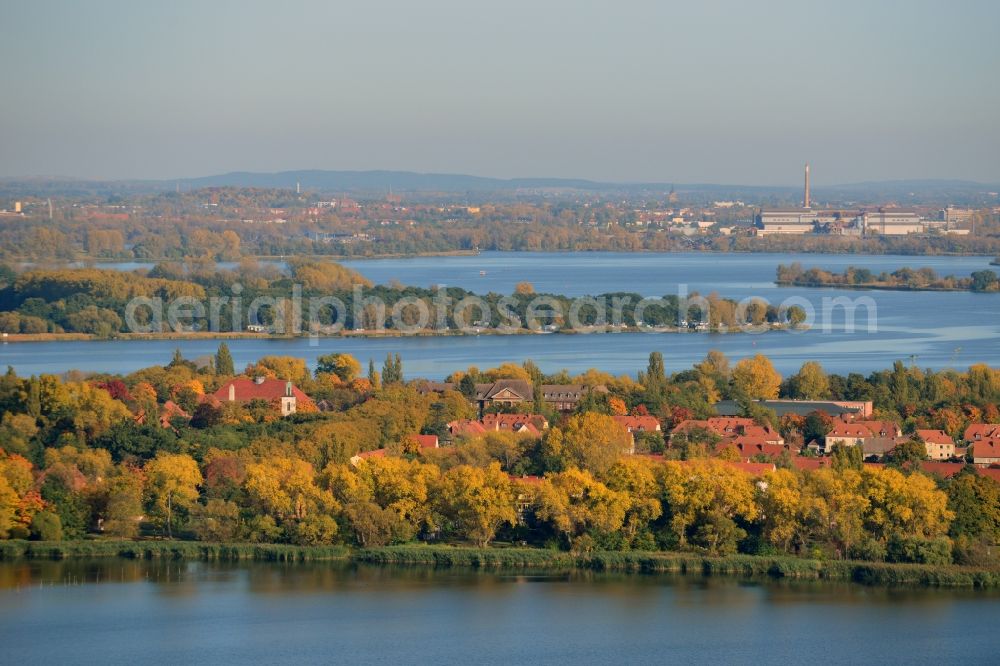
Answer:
[{"xmin": 1, "ymin": 0, "xmax": 999, "ymax": 185}]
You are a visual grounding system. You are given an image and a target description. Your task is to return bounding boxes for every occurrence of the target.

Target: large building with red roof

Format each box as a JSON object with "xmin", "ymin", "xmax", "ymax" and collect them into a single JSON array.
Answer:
[{"xmin": 212, "ymin": 377, "xmax": 312, "ymax": 416}]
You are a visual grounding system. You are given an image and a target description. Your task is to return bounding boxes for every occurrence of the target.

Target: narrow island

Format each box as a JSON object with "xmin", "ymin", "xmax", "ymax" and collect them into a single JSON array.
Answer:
[
  {"xmin": 0, "ymin": 260, "xmax": 807, "ymax": 340},
  {"xmin": 776, "ymin": 262, "xmax": 1000, "ymax": 292}
]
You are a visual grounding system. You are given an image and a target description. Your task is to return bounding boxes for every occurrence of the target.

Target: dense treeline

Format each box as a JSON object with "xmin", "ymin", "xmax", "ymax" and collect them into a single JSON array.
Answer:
[
  {"xmin": 0, "ymin": 262, "xmax": 801, "ymax": 336},
  {"xmin": 777, "ymin": 263, "xmax": 1000, "ymax": 292},
  {"xmin": 0, "ymin": 350, "xmax": 998, "ymax": 568}
]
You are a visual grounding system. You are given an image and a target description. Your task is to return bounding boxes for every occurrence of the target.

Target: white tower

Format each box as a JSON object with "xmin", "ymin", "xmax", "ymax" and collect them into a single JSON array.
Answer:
[{"xmin": 804, "ymin": 163, "xmax": 811, "ymax": 209}]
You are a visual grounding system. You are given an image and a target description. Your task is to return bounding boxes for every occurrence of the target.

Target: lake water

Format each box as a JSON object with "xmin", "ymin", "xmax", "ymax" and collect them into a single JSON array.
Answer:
[
  {"xmin": 2, "ymin": 252, "xmax": 998, "ymax": 378},
  {"xmin": 0, "ymin": 560, "xmax": 996, "ymax": 665}
]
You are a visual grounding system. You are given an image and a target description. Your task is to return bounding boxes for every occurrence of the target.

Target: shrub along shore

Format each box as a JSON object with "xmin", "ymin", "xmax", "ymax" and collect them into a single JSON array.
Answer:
[{"xmin": 2, "ymin": 540, "xmax": 998, "ymax": 589}]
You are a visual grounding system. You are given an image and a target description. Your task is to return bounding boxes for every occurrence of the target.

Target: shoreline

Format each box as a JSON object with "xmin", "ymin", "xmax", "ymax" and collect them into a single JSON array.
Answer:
[
  {"xmin": 0, "ymin": 324, "xmax": 797, "ymax": 344},
  {"xmin": 775, "ymin": 280, "xmax": 998, "ymax": 293},
  {"xmin": 2, "ymin": 541, "xmax": 997, "ymax": 589},
  {"xmin": 12, "ymin": 249, "xmax": 998, "ymax": 264}
]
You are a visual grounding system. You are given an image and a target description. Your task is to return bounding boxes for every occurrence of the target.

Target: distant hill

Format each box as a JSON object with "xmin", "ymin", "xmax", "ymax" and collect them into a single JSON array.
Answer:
[
  {"xmin": 174, "ymin": 169, "xmax": 612, "ymax": 192},
  {"xmin": 0, "ymin": 170, "xmax": 996, "ymax": 204}
]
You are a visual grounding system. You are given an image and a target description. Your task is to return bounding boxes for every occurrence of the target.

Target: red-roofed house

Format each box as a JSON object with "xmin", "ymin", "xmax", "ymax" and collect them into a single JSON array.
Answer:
[
  {"xmin": 971, "ymin": 440, "xmax": 1000, "ymax": 466},
  {"xmin": 611, "ymin": 415, "xmax": 662, "ymax": 434},
  {"xmin": 964, "ymin": 423, "xmax": 1000, "ymax": 443},
  {"xmin": 159, "ymin": 400, "xmax": 190, "ymax": 428},
  {"xmin": 671, "ymin": 417, "xmax": 783, "ymax": 447},
  {"xmin": 350, "ymin": 448, "xmax": 387, "ymax": 466},
  {"xmin": 409, "ymin": 434, "xmax": 439, "ymax": 450},
  {"xmin": 733, "ymin": 441, "xmax": 791, "ymax": 461},
  {"xmin": 918, "ymin": 461, "xmax": 966, "ymax": 478},
  {"xmin": 212, "ymin": 377, "xmax": 311, "ymax": 416},
  {"xmin": 915, "ymin": 429, "xmax": 956, "ymax": 460},
  {"xmin": 727, "ymin": 461, "xmax": 776, "ymax": 475},
  {"xmin": 790, "ymin": 457, "xmax": 833, "ymax": 471},
  {"xmin": 976, "ymin": 467, "xmax": 1000, "ymax": 483},
  {"xmin": 448, "ymin": 419, "xmax": 488, "ymax": 438},
  {"xmin": 481, "ymin": 413, "xmax": 548, "ymax": 435},
  {"xmin": 825, "ymin": 420, "xmax": 901, "ymax": 453}
]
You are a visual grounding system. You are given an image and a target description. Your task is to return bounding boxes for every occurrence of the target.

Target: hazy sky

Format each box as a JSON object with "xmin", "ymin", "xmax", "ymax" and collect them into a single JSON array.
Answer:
[{"xmin": 2, "ymin": 0, "xmax": 999, "ymax": 184}]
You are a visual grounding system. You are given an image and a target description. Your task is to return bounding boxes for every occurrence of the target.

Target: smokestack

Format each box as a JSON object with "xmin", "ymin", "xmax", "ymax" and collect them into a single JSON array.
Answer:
[{"xmin": 804, "ymin": 163, "xmax": 811, "ymax": 208}]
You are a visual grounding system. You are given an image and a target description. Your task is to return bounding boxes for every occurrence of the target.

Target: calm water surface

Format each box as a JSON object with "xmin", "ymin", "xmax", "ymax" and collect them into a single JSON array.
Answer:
[
  {"xmin": 0, "ymin": 560, "xmax": 996, "ymax": 665},
  {"xmin": 3, "ymin": 252, "xmax": 998, "ymax": 377}
]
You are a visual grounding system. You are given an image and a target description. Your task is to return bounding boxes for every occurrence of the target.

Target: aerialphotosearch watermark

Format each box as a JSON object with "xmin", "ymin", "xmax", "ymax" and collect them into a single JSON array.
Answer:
[{"xmin": 123, "ymin": 283, "xmax": 879, "ymax": 345}]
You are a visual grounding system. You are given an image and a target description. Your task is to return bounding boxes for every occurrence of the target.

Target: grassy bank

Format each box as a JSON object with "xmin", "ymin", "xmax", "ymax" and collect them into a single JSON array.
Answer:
[
  {"xmin": 4, "ymin": 540, "xmax": 999, "ymax": 588},
  {"xmin": 355, "ymin": 545, "xmax": 1000, "ymax": 588},
  {"xmin": 0, "ymin": 539, "xmax": 348, "ymax": 562}
]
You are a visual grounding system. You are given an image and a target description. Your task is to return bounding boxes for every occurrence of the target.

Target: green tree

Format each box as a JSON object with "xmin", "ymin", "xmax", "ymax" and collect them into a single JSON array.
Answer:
[
  {"xmin": 831, "ymin": 443, "xmax": 863, "ymax": 471},
  {"xmin": 214, "ymin": 342, "xmax": 235, "ymax": 376},
  {"xmin": 190, "ymin": 499, "xmax": 241, "ymax": 542},
  {"xmin": 30, "ymin": 510, "xmax": 63, "ymax": 541}
]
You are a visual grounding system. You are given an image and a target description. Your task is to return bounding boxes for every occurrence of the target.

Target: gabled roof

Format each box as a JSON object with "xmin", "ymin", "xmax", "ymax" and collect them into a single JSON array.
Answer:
[
  {"xmin": 963, "ymin": 423, "xmax": 1000, "ymax": 442},
  {"xmin": 976, "ymin": 467, "xmax": 1000, "ymax": 483},
  {"xmin": 476, "ymin": 380, "xmax": 533, "ymax": 401},
  {"xmin": 734, "ymin": 442, "xmax": 789, "ymax": 457},
  {"xmin": 790, "ymin": 457, "xmax": 833, "ymax": 471},
  {"xmin": 611, "ymin": 415, "xmax": 661, "ymax": 432},
  {"xmin": 972, "ymin": 440, "xmax": 1000, "ymax": 459},
  {"xmin": 828, "ymin": 424, "xmax": 874, "ymax": 438},
  {"xmin": 540, "ymin": 384, "xmax": 603, "ymax": 400},
  {"xmin": 728, "ymin": 461, "xmax": 776, "ymax": 475},
  {"xmin": 918, "ymin": 461, "xmax": 966, "ymax": 478},
  {"xmin": 213, "ymin": 377, "xmax": 310, "ymax": 403},
  {"xmin": 159, "ymin": 400, "xmax": 190, "ymax": 428},
  {"xmin": 509, "ymin": 474, "xmax": 544, "ymax": 486},
  {"xmin": 915, "ymin": 429, "xmax": 954, "ymax": 446},
  {"xmin": 409, "ymin": 434, "xmax": 439, "ymax": 449},
  {"xmin": 863, "ymin": 436, "xmax": 905, "ymax": 456},
  {"xmin": 481, "ymin": 413, "xmax": 548, "ymax": 433},
  {"xmin": 448, "ymin": 419, "xmax": 488, "ymax": 437}
]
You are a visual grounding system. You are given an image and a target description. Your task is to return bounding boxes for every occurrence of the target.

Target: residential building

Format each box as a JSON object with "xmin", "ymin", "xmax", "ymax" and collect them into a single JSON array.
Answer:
[
  {"xmin": 421, "ymin": 379, "xmax": 607, "ymax": 413},
  {"xmin": 671, "ymin": 417, "xmax": 784, "ymax": 447},
  {"xmin": 971, "ymin": 440, "xmax": 1000, "ymax": 466},
  {"xmin": 610, "ymin": 415, "xmax": 661, "ymax": 434},
  {"xmin": 480, "ymin": 413, "xmax": 548, "ymax": 435},
  {"xmin": 915, "ymin": 429, "xmax": 956, "ymax": 460},
  {"xmin": 824, "ymin": 420, "xmax": 901, "ymax": 453},
  {"xmin": 964, "ymin": 423, "xmax": 1000, "ymax": 443},
  {"xmin": 212, "ymin": 377, "xmax": 311, "ymax": 416}
]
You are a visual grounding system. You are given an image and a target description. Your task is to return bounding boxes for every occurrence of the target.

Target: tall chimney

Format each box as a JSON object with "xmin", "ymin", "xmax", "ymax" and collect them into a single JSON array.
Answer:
[{"xmin": 804, "ymin": 163, "xmax": 811, "ymax": 208}]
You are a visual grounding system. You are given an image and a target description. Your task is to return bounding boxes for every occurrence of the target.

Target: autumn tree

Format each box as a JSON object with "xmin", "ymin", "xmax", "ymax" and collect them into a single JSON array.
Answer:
[
  {"xmin": 656, "ymin": 459, "xmax": 758, "ymax": 554},
  {"xmin": 604, "ymin": 459, "xmax": 663, "ymax": 546},
  {"xmin": 316, "ymin": 353, "xmax": 362, "ymax": 382},
  {"xmin": 435, "ymin": 463, "xmax": 517, "ymax": 546},
  {"xmin": 541, "ymin": 412, "xmax": 633, "ymax": 474},
  {"xmin": 145, "ymin": 453, "xmax": 203, "ymax": 538},
  {"xmin": 731, "ymin": 354, "xmax": 782, "ymax": 400},
  {"xmin": 534, "ymin": 468, "xmax": 630, "ymax": 551},
  {"xmin": 789, "ymin": 361, "xmax": 830, "ymax": 400}
]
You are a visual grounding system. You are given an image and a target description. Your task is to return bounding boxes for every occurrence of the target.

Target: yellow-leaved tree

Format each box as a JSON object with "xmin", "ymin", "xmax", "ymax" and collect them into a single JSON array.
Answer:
[
  {"xmin": 144, "ymin": 452, "xmax": 203, "ymax": 538},
  {"xmin": 731, "ymin": 354, "xmax": 782, "ymax": 400},
  {"xmin": 435, "ymin": 463, "xmax": 517, "ymax": 547}
]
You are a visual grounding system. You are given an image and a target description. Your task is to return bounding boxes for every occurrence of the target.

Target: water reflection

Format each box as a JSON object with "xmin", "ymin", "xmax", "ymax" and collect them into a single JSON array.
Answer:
[{"xmin": 2, "ymin": 559, "xmax": 997, "ymax": 665}]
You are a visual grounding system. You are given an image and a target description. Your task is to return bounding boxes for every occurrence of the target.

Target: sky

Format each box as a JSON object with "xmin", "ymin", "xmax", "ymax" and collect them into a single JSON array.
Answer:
[{"xmin": 1, "ymin": 0, "xmax": 999, "ymax": 185}]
